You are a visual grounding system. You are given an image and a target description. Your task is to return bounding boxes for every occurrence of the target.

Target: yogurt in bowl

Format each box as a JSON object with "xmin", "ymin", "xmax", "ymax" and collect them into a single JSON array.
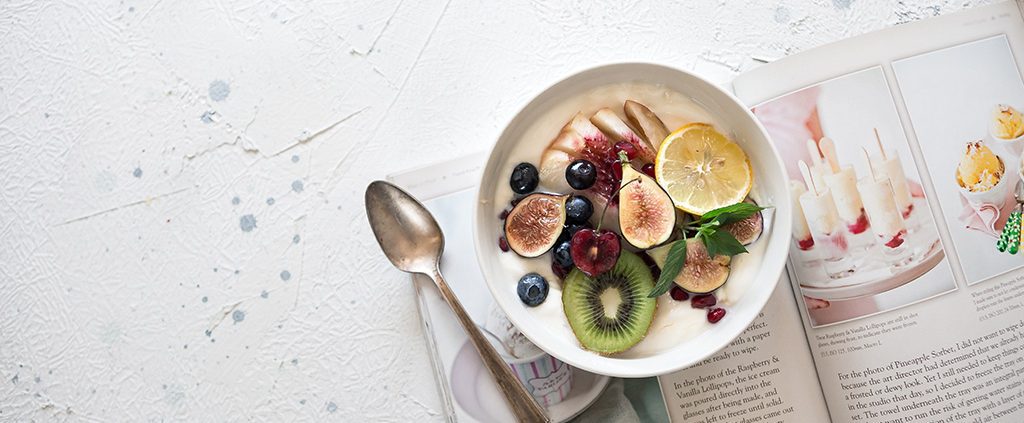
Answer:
[{"xmin": 473, "ymin": 63, "xmax": 791, "ymax": 377}]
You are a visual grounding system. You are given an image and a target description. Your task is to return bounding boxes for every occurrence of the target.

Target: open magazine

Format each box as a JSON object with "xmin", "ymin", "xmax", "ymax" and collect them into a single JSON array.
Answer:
[
  {"xmin": 660, "ymin": 1, "xmax": 1024, "ymax": 422},
  {"xmin": 396, "ymin": 2, "xmax": 1024, "ymax": 422}
]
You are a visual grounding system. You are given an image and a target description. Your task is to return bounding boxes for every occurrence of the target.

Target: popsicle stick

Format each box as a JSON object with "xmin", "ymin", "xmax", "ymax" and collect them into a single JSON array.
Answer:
[
  {"xmin": 798, "ymin": 160, "xmax": 818, "ymax": 195},
  {"xmin": 873, "ymin": 128, "xmax": 887, "ymax": 160},
  {"xmin": 862, "ymin": 147, "xmax": 876, "ymax": 181},
  {"xmin": 819, "ymin": 137, "xmax": 840, "ymax": 173},
  {"xmin": 806, "ymin": 139, "xmax": 824, "ymax": 166}
]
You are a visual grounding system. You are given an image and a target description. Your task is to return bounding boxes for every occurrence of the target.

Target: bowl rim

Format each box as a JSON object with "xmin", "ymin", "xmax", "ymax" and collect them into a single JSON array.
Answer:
[{"xmin": 472, "ymin": 62, "xmax": 792, "ymax": 377}]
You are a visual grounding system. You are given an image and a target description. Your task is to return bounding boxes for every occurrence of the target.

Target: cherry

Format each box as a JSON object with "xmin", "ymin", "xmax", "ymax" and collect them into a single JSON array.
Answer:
[
  {"xmin": 707, "ymin": 307, "xmax": 726, "ymax": 323},
  {"xmin": 690, "ymin": 294, "xmax": 717, "ymax": 309},
  {"xmin": 569, "ymin": 228, "xmax": 621, "ymax": 277},
  {"xmin": 614, "ymin": 141, "xmax": 638, "ymax": 160},
  {"xmin": 670, "ymin": 286, "xmax": 689, "ymax": 301},
  {"xmin": 641, "ymin": 163, "xmax": 656, "ymax": 178}
]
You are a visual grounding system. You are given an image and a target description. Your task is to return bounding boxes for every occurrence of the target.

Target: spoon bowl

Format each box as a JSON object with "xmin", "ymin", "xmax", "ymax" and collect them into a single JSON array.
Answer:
[{"xmin": 365, "ymin": 180, "xmax": 444, "ymax": 275}]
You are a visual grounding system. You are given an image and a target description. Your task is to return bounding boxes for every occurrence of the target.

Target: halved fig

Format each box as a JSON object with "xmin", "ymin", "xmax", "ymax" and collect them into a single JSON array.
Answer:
[
  {"xmin": 504, "ymin": 193, "xmax": 568, "ymax": 257},
  {"xmin": 721, "ymin": 201, "xmax": 763, "ymax": 245},
  {"xmin": 647, "ymin": 238, "xmax": 731, "ymax": 294},
  {"xmin": 624, "ymin": 100, "xmax": 670, "ymax": 149},
  {"xmin": 618, "ymin": 163, "xmax": 675, "ymax": 249},
  {"xmin": 590, "ymin": 108, "xmax": 657, "ymax": 162}
]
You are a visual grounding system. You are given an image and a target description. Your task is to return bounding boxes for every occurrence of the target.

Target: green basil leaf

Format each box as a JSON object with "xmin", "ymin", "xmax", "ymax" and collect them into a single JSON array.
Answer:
[
  {"xmin": 648, "ymin": 239, "xmax": 687, "ymax": 298},
  {"xmin": 699, "ymin": 202, "xmax": 767, "ymax": 226},
  {"xmin": 702, "ymin": 229, "xmax": 747, "ymax": 257}
]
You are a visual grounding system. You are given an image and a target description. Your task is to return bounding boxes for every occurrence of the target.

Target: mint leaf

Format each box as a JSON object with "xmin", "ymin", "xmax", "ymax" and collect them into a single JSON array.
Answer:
[
  {"xmin": 701, "ymin": 229, "xmax": 747, "ymax": 257},
  {"xmin": 648, "ymin": 239, "xmax": 687, "ymax": 298},
  {"xmin": 699, "ymin": 203, "xmax": 767, "ymax": 226}
]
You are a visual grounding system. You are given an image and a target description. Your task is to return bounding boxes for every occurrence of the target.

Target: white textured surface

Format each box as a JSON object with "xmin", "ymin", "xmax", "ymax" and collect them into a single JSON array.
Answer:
[{"xmin": 0, "ymin": 0, "xmax": 991, "ymax": 420}]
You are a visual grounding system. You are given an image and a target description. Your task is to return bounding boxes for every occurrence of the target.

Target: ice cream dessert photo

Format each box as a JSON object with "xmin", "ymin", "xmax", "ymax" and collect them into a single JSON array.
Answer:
[{"xmin": 893, "ymin": 35, "xmax": 1024, "ymax": 285}]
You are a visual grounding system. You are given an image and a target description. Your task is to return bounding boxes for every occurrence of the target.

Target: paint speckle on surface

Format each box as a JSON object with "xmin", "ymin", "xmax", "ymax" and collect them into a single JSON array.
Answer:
[
  {"xmin": 11, "ymin": 374, "xmax": 18, "ymax": 384},
  {"xmin": 231, "ymin": 196, "xmax": 240, "ymax": 205},
  {"xmin": 832, "ymin": 0, "xmax": 852, "ymax": 9},
  {"xmin": 774, "ymin": 6, "xmax": 790, "ymax": 23},
  {"xmin": 94, "ymin": 171, "xmax": 117, "ymax": 192},
  {"xmin": 290, "ymin": 358, "xmax": 298, "ymax": 365},
  {"xmin": 208, "ymin": 80, "xmax": 230, "ymax": 102},
  {"xmin": 266, "ymin": 197, "xmax": 275, "ymax": 206},
  {"xmin": 260, "ymin": 290, "xmax": 268, "ymax": 299},
  {"xmin": 292, "ymin": 234, "xmax": 300, "ymax": 244},
  {"xmin": 200, "ymin": 111, "xmax": 216, "ymax": 123},
  {"xmin": 231, "ymin": 310, "xmax": 245, "ymax": 323},
  {"xmin": 132, "ymin": 167, "xmax": 143, "ymax": 178},
  {"xmin": 291, "ymin": 180, "xmax": 304, "ymax": 193},
  {"xmin": 239, "ymin": 214, "xmax": 257, "ymax": 232},
  {"xmin": 300, "ymin": 399, "xmax": 306, "ymax": 405},
  {"xmin": 291, "ymin": 154, "xmax": 299, "ymax": 163},
  {"xmin": 280, "ymin": 270, "xmax": 291, "ymax": 281},
  {"xmin": 326, "ymin": 402, "xmax": 337, "ymax": 413}
]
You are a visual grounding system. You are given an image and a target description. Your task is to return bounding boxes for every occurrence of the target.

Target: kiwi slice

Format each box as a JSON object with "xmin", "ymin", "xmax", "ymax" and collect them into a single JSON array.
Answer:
[{"xmin": 562, "ymin": 251, "xmax": 657, "ymax": 354}]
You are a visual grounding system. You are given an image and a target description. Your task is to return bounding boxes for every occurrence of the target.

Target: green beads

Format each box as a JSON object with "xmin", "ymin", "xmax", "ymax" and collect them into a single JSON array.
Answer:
[{"xmin": 997, "ymin": 210, "xmax": 1022, "ymax": 254}]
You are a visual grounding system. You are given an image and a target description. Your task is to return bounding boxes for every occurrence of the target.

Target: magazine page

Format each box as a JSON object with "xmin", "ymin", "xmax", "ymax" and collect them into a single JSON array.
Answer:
[
  {"xmin": 657, "ymin": 277, "xmax": 832, "ymax": 422},
  {"xmin": 732, "ymin": 1, "xmax": 1024, "ymax": 422}
]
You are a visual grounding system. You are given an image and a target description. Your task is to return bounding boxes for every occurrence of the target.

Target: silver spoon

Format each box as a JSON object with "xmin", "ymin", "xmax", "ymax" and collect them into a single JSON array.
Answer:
[{"xmin": 364, "ymin": 181, "xmax": 549, "ymax": 423}]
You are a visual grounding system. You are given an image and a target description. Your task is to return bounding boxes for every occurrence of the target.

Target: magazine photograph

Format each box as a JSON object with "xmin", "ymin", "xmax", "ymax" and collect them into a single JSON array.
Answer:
[{"xmin": 4, "ymin": 1, "xmax": 1024, "ymax": 422}]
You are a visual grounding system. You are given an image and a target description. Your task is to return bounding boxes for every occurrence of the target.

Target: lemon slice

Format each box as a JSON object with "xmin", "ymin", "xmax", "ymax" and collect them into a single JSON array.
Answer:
[{"xmin": 654, "ymin": 123, "xmax": 752, "ymax": 216}]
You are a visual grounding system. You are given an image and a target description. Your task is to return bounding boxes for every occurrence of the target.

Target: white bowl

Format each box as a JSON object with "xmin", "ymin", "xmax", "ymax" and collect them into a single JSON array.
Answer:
[{"xmin": 473, "ymin": 63, "xmax": 792, "ymax": 377}]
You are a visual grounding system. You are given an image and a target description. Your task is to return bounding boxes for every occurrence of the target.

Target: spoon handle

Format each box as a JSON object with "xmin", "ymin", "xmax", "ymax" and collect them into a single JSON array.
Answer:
[{"xmin": 430, "ymin": 269, "xmax": 550, "ymax": 422}]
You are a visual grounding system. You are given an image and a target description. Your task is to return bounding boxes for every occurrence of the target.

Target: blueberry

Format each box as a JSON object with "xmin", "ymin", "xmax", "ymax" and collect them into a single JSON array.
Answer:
[
  {"xmin": 564, "ymin": 195, "xmax": 593, "ymax": 223},
  {"xmin": 565, "ymin": 160, "xmax": 597, "ymax": 190},
  {"xmin": 558, "ymin": 222, "xmax": 592, "ymax": 244},
  {"xmin": 552, "ymin": 240, "xmax": 573, "ymax": 269},
  {"xmin": 517, "ymin": 273, "xmax": 549, "ymax": 307},
  {"xmin": 510, "ymin": 163, "xmax": 539, "ymax": 194}
]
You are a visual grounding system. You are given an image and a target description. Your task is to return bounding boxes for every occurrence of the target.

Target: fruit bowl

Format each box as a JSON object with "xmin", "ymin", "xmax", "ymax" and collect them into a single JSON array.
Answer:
[{"xmin": 473, "ymin": 63, "xmax": 792, "ymax": 378}]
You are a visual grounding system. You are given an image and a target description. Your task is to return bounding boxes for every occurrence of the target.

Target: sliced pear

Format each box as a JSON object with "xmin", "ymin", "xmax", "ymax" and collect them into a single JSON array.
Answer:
[
  {"xmin": 624, "ymin": 100, "xmax": 670, "ymax": 149},
  {"xmin": 591, "ymin": 108, "xmax": 656, "ymax": 162},
  {"xmin": 618, "ymin": 164, "xmax": 675, "ymax": 249}
]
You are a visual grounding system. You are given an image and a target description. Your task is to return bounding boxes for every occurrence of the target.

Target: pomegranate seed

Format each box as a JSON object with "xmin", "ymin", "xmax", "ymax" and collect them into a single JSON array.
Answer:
[
  {"xmin": 670, "ymin": 286, "xmax": 689, "ymax": 301},
  {"xmin": 498, "ymin": 209, "xmax": 509, "ymax": 220},
  {"xmin": 641, "ymin": 163, "xmax": 656, "ymax": 178},
  {"xmin": 510, "ymin": 197, "xmax": 522, "ymax": 207},
  {"xmin": 551, "ymin": 262, "xmax": 569, "ymax": 280},
  {"xmin": 612, "ymin": 160, "xmax": 623, "ymax": 181},
  {"xmin": 691, "ymin": 294, "xmax": 717, "ymax": 309},
  {"xmin": 707, "ymin": 307, "xmax": 726, "ymax": 323},
  {"xmin": 498, "ymin": 236, "xmax": 509, "ymax": 252},
  {"xmin": 614, "ymin": 141, "xmax": 638, "ymax": 160}
]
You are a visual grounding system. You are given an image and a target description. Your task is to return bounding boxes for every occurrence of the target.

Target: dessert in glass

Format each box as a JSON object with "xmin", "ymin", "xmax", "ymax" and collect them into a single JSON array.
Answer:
[
  {"xmin": 798, "ymin": 184, "xmax": 853, "ymax": 278},
  {"xmin": 990, "ymin": 104, "xmax": 1024, "ymax": 157},
  {"xmin": 956, "ymin": 141, "xmax": 1008, "ymax": 207},
  {"xmin": 868, "ymin": 150, "xmax": 914, "ymax": 221},
  {"xmin": 823, "ymin": 166, "xmax": 870, "ymax": 239},
  {"xmin": 858, "ymin": 176, "xmax": 910, "ymax": 265},
  {"xmin": 790, "ymin": 181, "xmax": 814, "ymax": 252}
]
